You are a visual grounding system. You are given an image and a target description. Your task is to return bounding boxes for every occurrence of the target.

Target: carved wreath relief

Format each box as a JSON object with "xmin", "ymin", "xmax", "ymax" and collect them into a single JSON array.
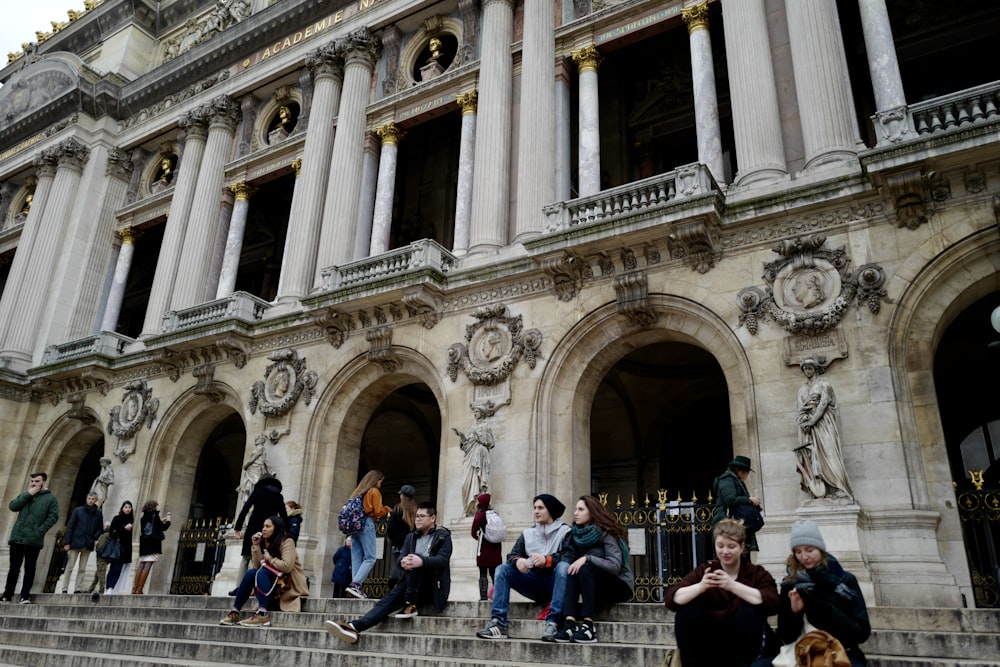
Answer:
[
  {"xmin": 248, "ymin": 348, "xmax": 318, "ymax": 418},
  {"xmin": 447, "ymin": 304, "xmax": 542, "ymax": 386},
  {"xmin": 108, "ymin": 379, "xmax": 160, "ymax": 463}
]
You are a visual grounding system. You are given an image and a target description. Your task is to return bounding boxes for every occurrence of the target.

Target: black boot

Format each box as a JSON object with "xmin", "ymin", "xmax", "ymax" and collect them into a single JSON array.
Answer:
[{"xmin": 479, "ymin": 576, "xmax": 489, "ymax": 601}]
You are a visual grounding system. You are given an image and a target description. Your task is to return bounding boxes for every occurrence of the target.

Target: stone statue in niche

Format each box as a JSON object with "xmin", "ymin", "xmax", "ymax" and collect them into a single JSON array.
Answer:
[
  {"xmin": 795, "ymin": 359, "xmax": 853, "ymax": 501},
  {"xmin": 90, "ymin": 457, "xmax": 114, "ymax": 509},
  {"xmin": 237, "ymin": 435, "xmax": 273, "ymax": 508},
  {"xmin": 453, "ymin": 423, "xmax": 495, "ymax": 516}
]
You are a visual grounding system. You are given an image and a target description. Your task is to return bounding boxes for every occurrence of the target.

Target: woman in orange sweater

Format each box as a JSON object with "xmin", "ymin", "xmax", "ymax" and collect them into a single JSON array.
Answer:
[{"xmin": 345, "ymin": 470, "xmax": 390, "ymax": 599}]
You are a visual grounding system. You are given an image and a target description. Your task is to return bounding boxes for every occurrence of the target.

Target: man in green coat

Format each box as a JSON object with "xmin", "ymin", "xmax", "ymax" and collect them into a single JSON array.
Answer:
[
  {"xmin": 712, "ymin": 456, "xmax": 761, "ymax": 553},
  {"xmin": 2, "ymin": 472, "xmax": 60, "ymax": 603}
]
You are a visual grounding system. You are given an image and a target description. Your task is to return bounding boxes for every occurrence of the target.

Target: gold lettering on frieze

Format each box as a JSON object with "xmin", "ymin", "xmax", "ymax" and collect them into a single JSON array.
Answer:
[
  {"xmin": 595, "ymin": 7, "xmax": 676, "ymax": 45},
  {"xmin": 0, "ymin": 132, "xmax": 46, "ymax": 162}
]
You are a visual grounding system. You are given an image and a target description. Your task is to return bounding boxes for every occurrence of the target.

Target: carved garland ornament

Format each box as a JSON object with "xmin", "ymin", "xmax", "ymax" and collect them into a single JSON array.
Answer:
[
  {"xmin": 248, "ymin": 349, "xmax": 318, "ymax": 417},
  {"xmin": 736, "ymin": 234, "xmax": 891, "ymax": 336},
  {"xmin": 447, "ymin": 303, "xmax": 543, "ymax": 385}
]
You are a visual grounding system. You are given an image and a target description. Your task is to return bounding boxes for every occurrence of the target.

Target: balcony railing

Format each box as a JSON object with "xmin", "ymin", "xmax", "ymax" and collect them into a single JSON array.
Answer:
[
  {"xmin": 319, "ymin": 238, "xmax": 455, "ymax": 292},
  {"xmin": 161, "ymin": 291, "xmax": 271, "ymax": 334},
  {"xmin": 41, "ymin": 331, "xmax": 134, "ymax": 365},
  {"xmin": 542, "ymin": 163, "xmax": 715, "ymax": 233},
  {"xmin": 911, "ymin": 80, "xmax": 1000, "ymax": 136}
]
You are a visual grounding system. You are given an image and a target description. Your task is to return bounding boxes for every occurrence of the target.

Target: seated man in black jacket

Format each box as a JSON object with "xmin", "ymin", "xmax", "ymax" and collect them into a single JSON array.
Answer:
[{"xmin": 325, "ymin": 501, "xmax": 452, "ymax": 643}]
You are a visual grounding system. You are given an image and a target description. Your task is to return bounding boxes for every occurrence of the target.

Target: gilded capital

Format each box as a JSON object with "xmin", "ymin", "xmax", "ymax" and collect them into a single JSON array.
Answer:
[
  {"xmin": 118, "ymin": 227, "xmax": 142, "ymax": 245},
  {"xmin": 376, "ymin": 122, "xmax": 406, "ymax": 146},
  {"xmin": 230, "ymin": 181, "xmax": 257, "ymax": 200},
  {"xmin": 291, "ymin": 158, "xmax": 302, "ymax": 177},
  {"xmin": 571, "ymin": 44, "xmax": 602, "ymax": 73},
  {"xmin": 457, "ymin": 90, "xmax": 478, "ymax": 115},
  {"xmin": 682, "ymin": 2, "xmax": 710, "ymax": 33}
]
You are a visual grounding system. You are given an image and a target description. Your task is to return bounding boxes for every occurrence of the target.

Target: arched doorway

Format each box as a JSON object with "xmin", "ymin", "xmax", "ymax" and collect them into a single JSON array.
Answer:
[
  {"xmin": 590, "ymin": 341, "xmax": 732, "ymax": 502},
  {"xmin": 934, "ymin": 291, "xmax": 1000, "ymax": 607}
]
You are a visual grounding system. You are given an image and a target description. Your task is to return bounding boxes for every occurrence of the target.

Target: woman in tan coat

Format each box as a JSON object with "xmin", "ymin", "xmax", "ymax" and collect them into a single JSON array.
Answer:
[{"xmin": 219, "ymin": 515, "xmax": 308, "ymax": 626}]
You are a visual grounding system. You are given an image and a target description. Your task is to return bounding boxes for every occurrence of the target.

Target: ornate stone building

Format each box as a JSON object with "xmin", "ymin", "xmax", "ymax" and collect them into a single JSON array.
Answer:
[{"xmin": 0, "ymin": 0, "xmax": 998, "ymax": 605}]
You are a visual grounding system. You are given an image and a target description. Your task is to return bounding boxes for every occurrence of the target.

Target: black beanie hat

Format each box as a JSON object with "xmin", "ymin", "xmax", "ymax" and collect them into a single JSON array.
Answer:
[{"xmin": 533, "ymin": 493, "xmax": 566, "ymax": 520}]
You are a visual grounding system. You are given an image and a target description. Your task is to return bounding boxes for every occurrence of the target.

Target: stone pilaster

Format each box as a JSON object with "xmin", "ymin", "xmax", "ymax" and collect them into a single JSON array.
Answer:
[
  {"xmin": 453, "ymin": 90, "xmax": 478, "ymax": 254},
  {"xmin": 101, "ymin": 227, "xmax": 142, "ymax": 332},
  {"xmin": 277, "ymin": 43, "xmax": 344, "ymax": 302},
  {"xmin": 369, "ymin": 123, "xmax": 405, "ymax": 255},
  {"xmin": 354, "ymin": 131, "xmax": 381, "ymax": 259},
  {"xmin": 171, "ymin": 95, "xmax": 241, "ymax": 310},
  {"xmin": 237, "ymin": 94, "xmax": 257, "ymax": 157},
  {"xmin": 317, "ymin": 28, "xmax": 380, "ymax": 275},
  {"xmin": 381, "ymin": 26, "xmax": 402, "ymax": 98},
  {"xmin": 785, "ymin": 0, "xmax": 859, "ymax": 170},
  {"xmin": 572, "ymin": 44, "xmax": 602, "ymax": 197},
  {"xmin": 141, "ymin": 110, "xmax": 209, "ymax": 336},
  {"xmin": 683, "ymin": 2, "xmax": 724, "ymax": 183},
  {"xmin": 554, "ymin": 58, "xmax": 572, "ymax": 202},
  {"xmin": 469, "ymin": 0, "xmax": 514, "ymax": 253},
  {"xmin": 216, "ymin": 182, "xmax": 254, "ymax": 298},
  {"xmin": 721, "ymin": 0, "xmax": 788, "ymax": 185},
  {"xmin": 458, "ymin": 0, "xmax": 480, "ymax": 64},
  {"xmin": 514, "ymin": 0, "xmax": 556, "ymax": 242}
]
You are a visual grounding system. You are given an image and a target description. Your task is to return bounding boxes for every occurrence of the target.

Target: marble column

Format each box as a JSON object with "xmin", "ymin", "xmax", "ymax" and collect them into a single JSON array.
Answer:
[
  {"xmin": 469, "ymin": 0, "xmax": 514, "ymax": 253},
  {"xmin": 683, "ymin": 3, "xmax": 724, "ymax": 183},
  {"xmin": 276, "ymin": 43, "xmax": 343, "ymax": 302},
  {"xmin": 354, "ymin": 131, "xmax": 380, "ymax": 259},
  {"xmin": 514, "ymin": 0, "xmax": 556, "ymax": 241},
  {"xmin": 215, "ymin": 183, "xmax": 252, "ymax": 298},
  {"xmin": 858, "ymin": 0, "xmax": 905, "ymax": 111},
  {"xmin": 171, "ymin": 95, "xmax": 241, "ymax": 310},
  {"xmin": 369, "ymin": 123, "xmax": 405, "ymax": 256},
  {"xmin": 721, "ymin": 0, "xmax": 787, "ymax": 185},
  {"xmin": 141, "ymin": 111, "xmax": 209, "ymax": 336},
  {"xmin": 205, "ymin": 187, "xmax": 235, "ymax": 301},
  {"xmin": 554, "ymin": 59, "xmax": 572, "ymax": 202},
  {"xmin": 3, "ymin": 139, "xmax": 90, "ymax": 363},
  {"xmin": 572, "ymin": 44, "xmax": 602, "ymax": 198},
  {"xmin": 453, "ymin": 90, "xmax": 478, "ymax": 254},
  {"xmin": 317, "ymin": 27, "xmax": 380, "ymax": 277},
  {"xmin": 785, "ymin": 0, "xmax": 859, "ymax": 170},
  {"xmin": 101, "ymin": 227, "xmax": 142, "ymax": 332},
  {"xmin": 0, "ymin": 156, "xmax": 57, "ymax": 347}
]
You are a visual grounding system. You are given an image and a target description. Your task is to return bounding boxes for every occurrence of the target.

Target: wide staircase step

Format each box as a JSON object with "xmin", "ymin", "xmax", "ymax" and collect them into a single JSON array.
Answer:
[{"xmin": 0, "ymin": 595, "xmax": 996, "ymax": 666}]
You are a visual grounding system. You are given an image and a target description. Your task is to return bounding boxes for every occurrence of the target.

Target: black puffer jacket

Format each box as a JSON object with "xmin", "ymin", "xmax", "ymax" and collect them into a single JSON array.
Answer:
[{"xmin": 234, "ymin": 477, "xmax": 287, "ymax": 557}]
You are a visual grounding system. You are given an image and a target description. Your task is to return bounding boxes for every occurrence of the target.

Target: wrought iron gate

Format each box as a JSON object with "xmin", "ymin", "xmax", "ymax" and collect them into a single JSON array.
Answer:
[
  {"xmin": 169, "ymin": 517, "xmax": 228, "ymax": 595},
  {"xmin": 957, "ymin": 485, "xmax": 1000, "ymax": 607}
]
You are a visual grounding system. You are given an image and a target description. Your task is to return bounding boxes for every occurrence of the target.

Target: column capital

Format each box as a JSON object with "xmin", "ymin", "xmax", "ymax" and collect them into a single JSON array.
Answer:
[
  {"xmin": 340, "ymin": 27, "xmax": 381, "ymax": 69},
  {"xmin": 118, "ymin": 226, "xmax": 143, "ymax": 245},
  {"xmin": 571, "ymin": 44, "xmax": 602, "ymax": 73},
  {"xmin": 682, "ymin": 2, "xmax": 710, "ymax": 33},
  {"xmin": 229, "ymin": 181, "xmax": 257, "ymax": 200},
  {"xmin": 33, "ymin": 147, "xmax": 60, "ymax": 176},
  {"xmin": 178, "ymin": 109, "xmax": 210, "ymax": 140},
  {"xmin": 204, "ymin": 95, "xmax": 242, "ymax": 131},
  {"xmin": 482, "ymin": 0, "xmax": 513, "ymax": 8},
  {"xmin": 51, "ymin": 137, "xmax": 91, "ymax": 172},
  {"xmin": 306, "ymin": 42, "xmax": 345, "ymax": 80},
  {"xmin": 106, "ymin": 146, "xmax": 134, "ymax": 181},
  {"xmin": 457, "ymin": 90, "xmax": 478, "ymax": 114},
  {"xmin": 291, "ymin": 158, "xmax": 302, "ymax": 177},
  {"xmin": 376, "ymin": 122, "xmax": 405, "ymax": 146}
]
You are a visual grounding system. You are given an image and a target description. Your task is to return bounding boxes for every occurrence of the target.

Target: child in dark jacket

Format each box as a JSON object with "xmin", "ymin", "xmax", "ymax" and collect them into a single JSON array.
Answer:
[{"xmin": 331, "ymin": 537, "xmax": 352, "ymax": 598}]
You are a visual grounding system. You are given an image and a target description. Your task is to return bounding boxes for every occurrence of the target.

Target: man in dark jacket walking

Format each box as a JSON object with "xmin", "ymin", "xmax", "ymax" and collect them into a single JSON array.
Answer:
[
  {"xmin": 230, "ymin": 475, "xmax": 286, "ymax": 592},
  {"xmin": 63, "ymin": 491, "xmax": 104, "ymax": 594},
  {"xmin": 325, "ymin": 501, "xmax": 452, "ymax": 643},
  {"xmin": 2, "ymin": 472, "xmax": 60, "ymax": 603}
]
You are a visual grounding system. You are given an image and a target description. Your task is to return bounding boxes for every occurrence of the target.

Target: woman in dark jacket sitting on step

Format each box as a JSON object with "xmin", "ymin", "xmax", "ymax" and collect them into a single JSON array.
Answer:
[{"xmin": 550, "ymin": 495, "xmax": 634, "ymax": 644}]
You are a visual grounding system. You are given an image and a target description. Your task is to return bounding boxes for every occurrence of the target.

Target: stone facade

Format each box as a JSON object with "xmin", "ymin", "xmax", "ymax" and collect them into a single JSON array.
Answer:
[{"xmin": 0, "ymin": 0, "xmax": 997, "ymax": 606}]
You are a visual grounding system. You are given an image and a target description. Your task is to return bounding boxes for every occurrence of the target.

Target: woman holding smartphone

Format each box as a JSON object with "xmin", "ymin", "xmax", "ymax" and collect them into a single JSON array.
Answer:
[{"xmin": 664, "ymin": 519, "xmax": 779, "ymax": 667}]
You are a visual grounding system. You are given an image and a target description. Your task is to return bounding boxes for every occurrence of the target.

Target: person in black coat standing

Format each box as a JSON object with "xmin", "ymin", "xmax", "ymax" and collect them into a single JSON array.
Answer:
[
  {"xmin": 231, "ymin": 475, "xmax": 287, "ymax": 593},
  {"xmin": 134, "ymin": 500, "xmax": 171, "ymax": 594},
  {"xmin": 106, "ymin": 500, "xmax": 135, "ymax": 593},
  {"xmin": 62, "ymin": 492, "xmax": 104, "ymax": 594}
]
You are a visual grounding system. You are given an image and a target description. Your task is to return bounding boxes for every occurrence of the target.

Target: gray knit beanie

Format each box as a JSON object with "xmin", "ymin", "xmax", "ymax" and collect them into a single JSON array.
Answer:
[{"xmin": 789, "ymin": 519, "xmax": 826, "ymax": 551}]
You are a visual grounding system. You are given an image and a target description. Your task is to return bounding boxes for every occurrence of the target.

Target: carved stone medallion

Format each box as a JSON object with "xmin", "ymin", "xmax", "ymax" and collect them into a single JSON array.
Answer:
[
  {"xmin": 248, "ymin": 349, "xmax": 318, "ymax": 418},
  {"xmin": 107, "ymin": 380, "xmax": 160, "ymax": 463}
]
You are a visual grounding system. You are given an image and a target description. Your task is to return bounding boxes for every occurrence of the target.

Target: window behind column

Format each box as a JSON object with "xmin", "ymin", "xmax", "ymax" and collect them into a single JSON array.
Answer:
[{"xmin": 232, "ymin": 173, "xmax": 292, "ymax": 301}]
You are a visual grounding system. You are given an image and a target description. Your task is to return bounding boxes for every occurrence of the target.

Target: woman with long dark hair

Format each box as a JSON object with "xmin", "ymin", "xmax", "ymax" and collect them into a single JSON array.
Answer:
[
  {"xmin": 219, "ymin": 515, "xmax": 309, "ymax": 626},
  {"xmin": 345, "ymin": 470, "xmax": 390, "ymax": 599},
  {"xmin": 386, "ymin": 485, "xmax": 417, "ymax": 589},
  {"xmin": 550, "ymin": 495, "xmax": 634, "ymax": 644},
  {"xmin": 105, "ymin": 500, "xmax": 134, "ymax": 594},
  {"xmin": 134, "ymin": 500, "xmax": 171, "ymax": 594}
]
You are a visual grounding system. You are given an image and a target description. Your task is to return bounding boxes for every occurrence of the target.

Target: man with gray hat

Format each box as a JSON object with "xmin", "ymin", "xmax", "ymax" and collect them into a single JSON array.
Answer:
[{"xmin": 476, "ymin": 493, "xmax": 571, "ymax": 641}]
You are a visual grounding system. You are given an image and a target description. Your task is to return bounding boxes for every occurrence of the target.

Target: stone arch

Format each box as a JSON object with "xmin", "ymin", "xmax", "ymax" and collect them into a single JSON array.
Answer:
[
  {"xmin": 302, "ymin": 348, "xmax": 448, "ymax": 565},
  {"xmin": 532, "ymin": 294, "xmax": 757, "ymax": 504},
  {"xmin": 30, "ymin": 413, "xmax": 106, "ymax": 521},
  {"xmin": 886, "ymin": 225, "xmax": 1000, "ymax": 597}
]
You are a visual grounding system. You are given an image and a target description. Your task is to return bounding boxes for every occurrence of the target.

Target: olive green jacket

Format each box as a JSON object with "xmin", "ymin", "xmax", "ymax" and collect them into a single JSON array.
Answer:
[{"xmin": 8, "ymin": 488, "xmax": 59, "ymax": 547}]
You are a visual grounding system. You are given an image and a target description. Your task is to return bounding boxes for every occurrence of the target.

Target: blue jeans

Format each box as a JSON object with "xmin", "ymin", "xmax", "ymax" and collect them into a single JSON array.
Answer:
[
  {"xmin": 350, "ymin": 517, "xmax": 377, "ymax": 585},
  {"xmin": 489, "ymin": 561, "xmax": 567, "ymax": 625},
  {"xmin": 231, "ymin": 567, "xmax": 276, "ymax": 613}
]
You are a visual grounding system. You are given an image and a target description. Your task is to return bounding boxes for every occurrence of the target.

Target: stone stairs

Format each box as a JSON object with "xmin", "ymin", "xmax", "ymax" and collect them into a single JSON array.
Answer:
[{"xmin": 0, "ymin": 594, "xmax": 996, "ymax": 666}]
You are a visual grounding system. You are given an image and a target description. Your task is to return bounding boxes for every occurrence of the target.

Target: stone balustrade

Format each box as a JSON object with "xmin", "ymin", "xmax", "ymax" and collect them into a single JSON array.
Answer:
[
  {"xmin": 319, "ymin": 238, "xmax": 455, "ymax": 292},
  {"xmin": 911, "ymin": 80, "xmax": 1000, "ymax": 136},
  {"xmin": 41, "ymin": 331, "xmax": 133, "ymax": 365},
  {"xmin": 161, "ymin": 291, "xmax": 270, "ymax": 333}
]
